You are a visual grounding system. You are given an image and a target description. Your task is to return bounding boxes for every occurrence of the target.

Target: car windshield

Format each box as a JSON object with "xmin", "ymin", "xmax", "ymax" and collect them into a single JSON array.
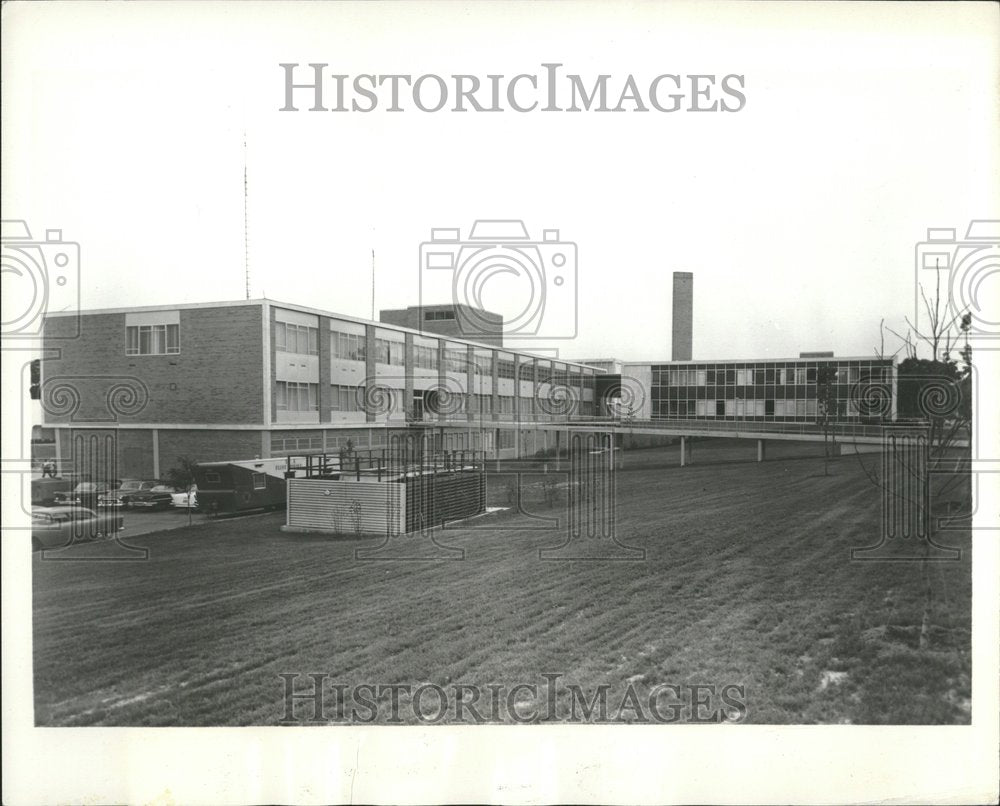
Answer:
[
  {"xmin": 150, "ymin": 486, "xmax": 174, "ymax": 492},
  {"xmin": 120, "ymin": 481, "xmax": 142, "ymax": 491},
  {"xmin": 74, "ymin": 483, "xmax": 97, "ymax": 492}
]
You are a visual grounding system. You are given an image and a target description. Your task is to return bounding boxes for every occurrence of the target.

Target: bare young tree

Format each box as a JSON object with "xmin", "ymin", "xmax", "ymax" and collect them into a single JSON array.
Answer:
[{"xmin": 856, "ymin": 269, "xmax": 972, "ymax": 653}]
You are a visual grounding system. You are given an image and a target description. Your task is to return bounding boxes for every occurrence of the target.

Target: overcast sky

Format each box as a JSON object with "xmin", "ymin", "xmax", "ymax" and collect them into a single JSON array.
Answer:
[{"xmin": 2, "ymin": 1, "xmax": 998, "ymax": 363}]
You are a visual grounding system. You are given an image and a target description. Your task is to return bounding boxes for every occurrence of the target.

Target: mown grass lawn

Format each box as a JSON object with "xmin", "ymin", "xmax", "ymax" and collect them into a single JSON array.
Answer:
[{"xmin": 32, "ymin": 440, "xmax": 971, "ymax": 725}]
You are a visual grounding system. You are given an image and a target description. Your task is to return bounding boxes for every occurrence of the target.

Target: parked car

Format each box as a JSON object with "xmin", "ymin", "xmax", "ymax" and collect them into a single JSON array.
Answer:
[
  {"xmin": 31, "ymin": 477, "xmax": 75, "ymax": 507},
  {"xmin": 124, "ymin": 484, "xmax": 180, "ymax": 510},
  {"xmin": 99, "ymin": 479, "xmax": 160, "ymax": 508},
  {"xmin": 31, "ymin": 506, "xmax": 124, "ymax": 551},
  {"xmin": 53, "ymin": 481, "xmax": 119, "ymax": 510},
  {"xmin": 170, "ymin": 485, "xmax": 198, "ymax": 510}
]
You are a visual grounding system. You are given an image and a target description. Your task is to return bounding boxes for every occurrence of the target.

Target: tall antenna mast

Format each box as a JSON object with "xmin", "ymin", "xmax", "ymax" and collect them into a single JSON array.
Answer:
[
  {"xmin": 371, "ymin": 248, "xmax": 376, "ymax": 320},
  {"xmin": 243, "ymin": 131, "xmax": 250, "ymax": 300}
]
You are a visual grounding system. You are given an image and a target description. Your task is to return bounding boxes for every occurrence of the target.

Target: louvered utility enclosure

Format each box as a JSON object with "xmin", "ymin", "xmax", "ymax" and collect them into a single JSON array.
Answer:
[{"xmin": 282, "ymin": 440, "xmax": 485, "ymax": 536}]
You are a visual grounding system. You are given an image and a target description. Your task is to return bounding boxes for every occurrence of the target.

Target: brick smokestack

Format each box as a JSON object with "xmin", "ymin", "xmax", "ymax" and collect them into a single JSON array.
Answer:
[{"xmin": 672, "ymin": 271, "xmax": 693, "ymax": 361}]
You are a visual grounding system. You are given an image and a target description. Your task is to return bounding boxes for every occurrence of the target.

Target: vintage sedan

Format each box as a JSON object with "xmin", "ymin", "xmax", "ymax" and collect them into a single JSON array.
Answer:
[
  {"xmin": 53, "ymin": 481, "xmax": 119, "ymax": 510},
  {"xmin": 31, "ymin": 506, "xmax": 124, "ymax": 551},
  {"xmin": 99, "ymin": 479, "xmax": 159, "ymax": 508},
  {"xmin": 124, "ymin": 484, "xmax": 180, "ymax": 510},
  {"xmin": 170, "ymin": 485, "xmax": 198, "ymax": 510}
]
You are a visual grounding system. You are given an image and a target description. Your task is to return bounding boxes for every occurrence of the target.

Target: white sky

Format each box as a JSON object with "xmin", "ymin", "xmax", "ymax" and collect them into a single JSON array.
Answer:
[{"xmin": 2, "ymin": 1, "xmax": 999, "ymax": 363}]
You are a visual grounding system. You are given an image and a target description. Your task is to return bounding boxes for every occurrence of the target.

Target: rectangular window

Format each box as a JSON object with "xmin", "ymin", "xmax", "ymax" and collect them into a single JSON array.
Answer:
[
  {"xmin": 125, "ymin": 324, "xmax": 180, "ymax": 356},
  {"xmin": 375, "ymin": 338, "xmax": 405, "ymax": 366},
  {"xmin": 737, "ymin": 369, "xmax": 747, "ymax": 386},
  {"xmin": 444, "ymin": 346, "xmax": 467, "ymax": 372},
  {"xmin": 795, "ymin": 399, "xmax": 807, "ymax": 418},
  {"xmin": 807, "ymin": 367, "xmax": 817, "ymax": 384},
  {"xmin": 331, "ymin": 331, "xmax": 366, "ymax": 361},
  {"xmin": 276, "ymin": 322, "xmax": 319, "ymax": 355},
  {"xmin": 252, "ymin": 473, "xmax": 266, "ymax": 490},
  {"xmin": 276, "ymin": 381, "xmax": 319, "ymax": 411},
  {"xmin": 716, "ymin": 400, "xmax": 725, "ymax": 417},
  {"xmin": 725, "ymin": 399, "xmax": 735, "ymax": 416},
  {"xmin": 413, "ymin": 344, "xmax": 439, "ymax": 370},
  {"xmin": 735, "ymin": 398, "xmax": 746, "ymax": 417},
  {"xmin": 755, "ymin": 369, "xmax": 765, "ymax": 386},
  {"xmin": 795, "ymin": 368, "xmax": 807, "ymax": 385},
  {"xmin": 330, "ymin": 384, "xmax": 362, "ymax": 411},
  {"xmin": 475, "ymin": 354, "xmax": 493, "ymax": 376}
]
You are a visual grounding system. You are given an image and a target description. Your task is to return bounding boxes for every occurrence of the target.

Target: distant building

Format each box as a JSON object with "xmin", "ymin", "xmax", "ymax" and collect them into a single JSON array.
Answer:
[
  {"xmin": 379, "ymin": 303, "xmax": 504, "ymax": 347},
  {"xmin": 602, "ymin": 356, "xmax": 896, "ymax": 422}
]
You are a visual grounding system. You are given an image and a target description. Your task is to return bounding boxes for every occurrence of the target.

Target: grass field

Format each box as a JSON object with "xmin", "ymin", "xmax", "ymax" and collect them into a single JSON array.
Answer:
[{"xmin": 32, "ymin": 439, "xmax": 972, "ymax": 725}]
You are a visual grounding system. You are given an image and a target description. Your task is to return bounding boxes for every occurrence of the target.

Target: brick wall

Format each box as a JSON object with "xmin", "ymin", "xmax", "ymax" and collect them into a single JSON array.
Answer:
[
  {"xmin": 42, "ymin": 305, "xmax": 265, "ymax": 425},
  {"xmin": 156, "ymin": 430, "xmax": 263, "ymax": 470}
]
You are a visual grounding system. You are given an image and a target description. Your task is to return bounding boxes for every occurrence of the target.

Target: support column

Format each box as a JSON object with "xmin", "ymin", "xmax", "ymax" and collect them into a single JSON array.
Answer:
[
  {"xmin": 54, "ymin": 429, "xmax": 63, "ymax": 476},
  {"xmin": 152, "ymin": 429, "xmax": 160, "ymax": 478},
  {"xmin": 680, "ymin": 436, "xmax": 689, "ymax": 467},
  {"xmin": 757, "ymin": 438, "xmax": 766, "ymax": 463}
]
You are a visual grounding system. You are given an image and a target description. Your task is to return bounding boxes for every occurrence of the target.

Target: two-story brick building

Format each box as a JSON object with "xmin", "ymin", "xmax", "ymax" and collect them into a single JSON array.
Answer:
[{"xmin": 41, "ymin": 299, "xmax": 602, "ymax": 479}]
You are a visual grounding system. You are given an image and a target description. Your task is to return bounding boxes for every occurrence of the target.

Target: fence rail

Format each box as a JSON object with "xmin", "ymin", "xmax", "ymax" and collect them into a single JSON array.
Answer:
[{"xmin": 286, "ymin": 448, "xmax": 486, "ymax": 483}]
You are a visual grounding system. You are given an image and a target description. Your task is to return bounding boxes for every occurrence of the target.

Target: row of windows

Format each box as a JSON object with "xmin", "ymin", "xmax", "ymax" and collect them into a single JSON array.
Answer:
[
  {"xmin": 651, "ymin": 365, "xmax": 889, "ymax": 387},
  {"xmin": 277, "ymin": 319, "xmax": 598, "ymax": 388},
  {"xmin": 652, "ymin": 398, "xmax": 871, "ymax": 419},
  {"xmin": 271, "ymin": 431, "xmax": 391, "ymax": 453},
  {"xmin": 424, "ymin": 309, "xmax": 456, "ymax": 321},
  {"xmin": 277, "ymin": 383, "xmax": 597, "ymax": 417},
  {"xmin": 125, "ymin": 324, "xmax": 180, "ymax": 355}
]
